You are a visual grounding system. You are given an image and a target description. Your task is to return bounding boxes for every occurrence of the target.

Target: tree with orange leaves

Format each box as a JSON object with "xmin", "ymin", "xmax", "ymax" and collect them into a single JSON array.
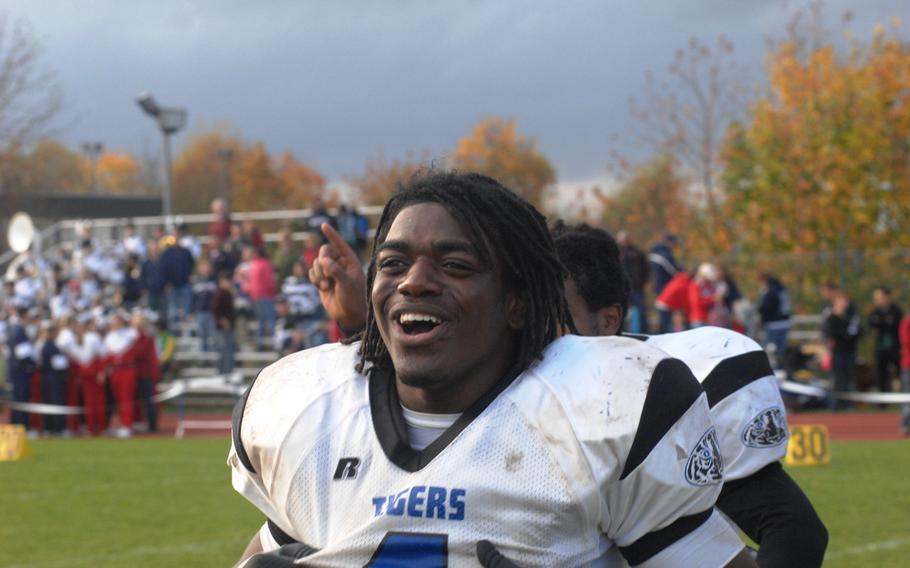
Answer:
[
  {"xmin": 348, "ymin": 150, "xmax": 429, "ymax": 206},
  {"xmin": 275, "ymin": 151, "xmax": 326, "ymax": 208},
  {"xmin": 450, "ymin": 118, "xmax": 556, "ymax": 209},
  {"xmin": 96, "ymin": 152, "xmax": 141, "ymax": 195},
  {"xmin": 172, "ymin": 126, "xmax": 245, "ymax": 213},
  {"xmin": 597, "ymin": 155, "xmax": 692, "ymax": 252},
  {"xmin": 721, "ymin": 17, "xmax": 910, "ymax": 301}
]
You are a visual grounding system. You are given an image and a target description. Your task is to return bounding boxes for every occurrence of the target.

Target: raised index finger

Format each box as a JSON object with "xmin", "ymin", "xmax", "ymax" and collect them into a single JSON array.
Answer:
[{"xmin": 320, "ymin": 222, "xmax": 358, "ymax": 260}]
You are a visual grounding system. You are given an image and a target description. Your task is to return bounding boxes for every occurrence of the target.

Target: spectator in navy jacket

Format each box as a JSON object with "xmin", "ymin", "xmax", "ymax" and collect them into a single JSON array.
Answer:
[
  {"xmin": 160, "ymin": 228, "xmax": 196, "ymax": 330},
  {"xmin": 6, "ymin": 307, "xmax": 37, "ymax": 432},
  {"xmin": 140, "ymin": 240, "xmax": 167, "ymax": 321},
  {"xmin": 758, "ymin": 273, "xmax": 792, "ymax": 368},
  {"xmin": 39, "ymin": 320, "xmax": 69, "ymax": 435},
  {"xmin": 648, "ymin": 233, "xmax": 681, "ymax": 333}
]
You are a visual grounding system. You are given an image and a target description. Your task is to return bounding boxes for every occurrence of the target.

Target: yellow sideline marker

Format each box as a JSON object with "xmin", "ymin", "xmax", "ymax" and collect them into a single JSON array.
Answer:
[
  {"xmin": 0, "ymin": 424, "xmax": 32, "ymax": 462},
  {"xmin": 785, "ymin": 424, "xmax": 830, "ymax": 467}
]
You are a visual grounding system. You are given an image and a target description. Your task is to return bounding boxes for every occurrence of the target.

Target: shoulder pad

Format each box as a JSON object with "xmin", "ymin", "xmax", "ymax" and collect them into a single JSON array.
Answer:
[{"xmin": 234, "ymin": 342, "xmax": 365, "ymax": 475}]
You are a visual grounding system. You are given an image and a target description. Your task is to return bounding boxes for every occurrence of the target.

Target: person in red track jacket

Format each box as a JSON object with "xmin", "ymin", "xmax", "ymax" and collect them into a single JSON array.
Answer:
[
  {"xmin": 102, "ymin": 312, "xmax": 140, "ymax": 438},
  {"xmin": 68, "ymin": 318, "xmax": 107, "ymax": 436},
  {"xmin": 654, "ymin": 270, "xmax": 692, "ymax": 331}
]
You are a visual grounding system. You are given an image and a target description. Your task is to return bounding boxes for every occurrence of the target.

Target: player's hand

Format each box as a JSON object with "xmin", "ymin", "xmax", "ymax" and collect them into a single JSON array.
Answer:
[
  {"xmin": 308, "ymin": 222, "xmax": 367, "ymax": 334},
  {"xmin": 477, "ymin": 540, "xmax": 522, "ymax": 568},
  {"xmin": 244, "ymin": 542, "xmax": 320, "ymax": 567}
]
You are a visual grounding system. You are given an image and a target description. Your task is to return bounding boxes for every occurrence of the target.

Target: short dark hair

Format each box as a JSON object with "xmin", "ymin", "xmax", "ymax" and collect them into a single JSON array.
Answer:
[
  {"xmin": 551, "ymin": 221, "xmax": 630, "ymax": 322},
  {"xmin": 358, "ymin": 170, "xmax": 570, "ymax": 373}
]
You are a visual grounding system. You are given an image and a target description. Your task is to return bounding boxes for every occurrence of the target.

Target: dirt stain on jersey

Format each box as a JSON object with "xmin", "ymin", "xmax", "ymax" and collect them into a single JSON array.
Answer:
[{"xmin": 504, "ymin": 451, "xmax": 524, "ymax": 472}]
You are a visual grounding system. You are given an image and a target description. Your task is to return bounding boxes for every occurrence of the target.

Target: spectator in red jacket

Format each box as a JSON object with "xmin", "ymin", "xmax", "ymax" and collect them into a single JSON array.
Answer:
[
  {"xmin": 899, "ymin": 313, "xmax": 910, "ymax": 437},
  {"xmin": 654, "ymin": 270, "xmax": 691, "ymax": 331},
  {"xmin": 131, "ymin": 311, "xmax": 161, "ymax": 433},
  {"xmin": 103, "ymin": 311, "xmax": 140, "ymax": 438},
  {"xmin": 245, "ymin": 246, "xmax": 277, "ymax": 350},
  {"xmin": 68, "ymin": 318, "xmax": 107, "ymax": 436}
]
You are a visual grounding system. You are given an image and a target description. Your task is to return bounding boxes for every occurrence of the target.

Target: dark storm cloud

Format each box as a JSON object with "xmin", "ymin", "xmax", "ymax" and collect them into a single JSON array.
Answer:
[{"xmin": 4, "ymin": 0, "xmax": 909, "ymax": 183}]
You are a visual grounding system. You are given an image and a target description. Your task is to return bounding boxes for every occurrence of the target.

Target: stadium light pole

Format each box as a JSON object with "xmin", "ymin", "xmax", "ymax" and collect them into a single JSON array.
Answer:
[
  {"xmin": 136, "ymin": 92, "xmax": 186, "ymax": 226},
  {"xmin": 80, "ymin": 141, "xmax": 104, "ymax": 194}
]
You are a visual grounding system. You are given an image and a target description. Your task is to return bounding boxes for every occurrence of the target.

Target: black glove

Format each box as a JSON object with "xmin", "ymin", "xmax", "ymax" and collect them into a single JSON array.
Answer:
[
  {"xmin": 476, "ymin": 540, "xmax": 521, "ymax": 568},
  {"xmin": 244, "ymin": 543, "xmax": 320, "ymax": 568}
]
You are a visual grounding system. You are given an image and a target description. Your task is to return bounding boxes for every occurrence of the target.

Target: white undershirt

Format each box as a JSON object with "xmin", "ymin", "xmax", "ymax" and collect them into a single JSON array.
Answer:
[{"xmin": 400, "ymin": 404, "xmax": 461, "ymax": 451}]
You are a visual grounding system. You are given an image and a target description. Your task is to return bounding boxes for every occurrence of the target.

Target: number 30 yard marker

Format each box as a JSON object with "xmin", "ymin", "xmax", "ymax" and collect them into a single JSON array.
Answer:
[{"xmin": 785, "ymin": 424, "xmax": 831, "ymax": 467}]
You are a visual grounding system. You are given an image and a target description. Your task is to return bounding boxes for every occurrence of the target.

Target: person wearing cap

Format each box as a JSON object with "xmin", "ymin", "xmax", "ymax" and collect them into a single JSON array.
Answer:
[
  {"xmin": 102, "ymin": 311, "xmax": 140, "ymax": 438},
  {"xmin": 688, "ymin": 263, "xmax": 721, "ymax": 328},
  {"xmin": 649, "ymin": 233, "xmax": 682, "ymax": 333},
  {"xmin": 160, "ymin": 225, "xmax": 196, "ymax": 330}
]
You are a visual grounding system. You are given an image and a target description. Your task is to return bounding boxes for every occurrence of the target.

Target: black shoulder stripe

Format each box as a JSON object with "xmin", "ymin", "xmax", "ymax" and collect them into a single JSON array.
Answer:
[
  {"xmin": 232, "ymin": 370, "xmax": 264, "ymax": 474},
  {"xmin": 701, "ymin": 350, "xmax": 773, "ymax": 408},
  {"xmin": 620, "ymin": 358, "xmax": 703, "ymax": 480},
  {"xmin": 624, "ymin": 333, "xmax": 649, "ymax": 342},
  {"xmin": 619, "ymin": 508, "xmax": 712, "ymax": 565},
  {"xmin": 267, "ymin": 519, "xmax": 299, "ymax": 546}
]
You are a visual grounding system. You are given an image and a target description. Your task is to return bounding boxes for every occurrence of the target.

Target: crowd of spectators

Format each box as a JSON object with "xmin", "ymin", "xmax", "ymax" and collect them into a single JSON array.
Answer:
[
  {"xmin": 1, "ymin": 197, "xmax": 369, "ymax": 438},
  {"xmin": 635, "ymin": 230, "xmax": 909, "ymax": 425},
  {"xmin": 4, "ymin": 200, "xmax": 908, "ymax": 437}
]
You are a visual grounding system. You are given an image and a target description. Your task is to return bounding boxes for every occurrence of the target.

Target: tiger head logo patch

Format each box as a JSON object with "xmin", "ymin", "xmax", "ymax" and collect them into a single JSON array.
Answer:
[
  {"xmin": 741, "ymin": 407, "xmax": 788, "ymax": 448},
  {"xmin": 685, "ymin": 428, "xmax": 724, "ymax": 486}
]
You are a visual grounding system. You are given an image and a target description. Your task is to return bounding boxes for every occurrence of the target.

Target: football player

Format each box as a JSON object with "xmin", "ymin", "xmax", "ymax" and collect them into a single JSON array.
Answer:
[
  {"xmin": 232, "ymin": 172, "xmax": 755, "ymax": 567},
  {"xmin": 550, "ymin": 222, "xmax": 827, "ymax": 568}
]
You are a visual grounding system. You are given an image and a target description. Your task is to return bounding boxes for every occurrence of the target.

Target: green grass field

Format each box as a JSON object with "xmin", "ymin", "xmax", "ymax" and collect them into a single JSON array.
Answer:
[{"xmin": 0, "ymin": 437, "xmax": 907, "ymax": 567}]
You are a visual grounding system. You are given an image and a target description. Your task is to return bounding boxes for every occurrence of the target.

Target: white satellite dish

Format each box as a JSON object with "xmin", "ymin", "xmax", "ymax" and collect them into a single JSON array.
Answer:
[{"xmin": 8, "ymin": 212, "xmax": 35, "ymax": 254}]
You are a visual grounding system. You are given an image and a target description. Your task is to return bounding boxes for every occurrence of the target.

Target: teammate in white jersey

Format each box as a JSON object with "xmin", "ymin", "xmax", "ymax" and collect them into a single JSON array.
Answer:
[
  {"xmin": 550, "ymin": 222, "xmax": 827, "ymax": 568},
  {"xmin": 232, "ymin": 172, "xmax": 755, "ymax": 567}
]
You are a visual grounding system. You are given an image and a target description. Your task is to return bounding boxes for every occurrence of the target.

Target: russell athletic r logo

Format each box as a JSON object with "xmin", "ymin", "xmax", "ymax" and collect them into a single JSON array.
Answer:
[{"xmin": 333, "ymin": 457, "xmax": 361, "ymax": 480}]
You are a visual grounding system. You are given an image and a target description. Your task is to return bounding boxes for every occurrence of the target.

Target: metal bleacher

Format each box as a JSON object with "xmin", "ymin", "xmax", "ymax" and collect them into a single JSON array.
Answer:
[
  {"xmin": 3, "ymin": 207, "xmax": 382, "ymax": 436},
  {"xmin": 166, "ymin": 320, "xmax": 281, "ymax": 437}
]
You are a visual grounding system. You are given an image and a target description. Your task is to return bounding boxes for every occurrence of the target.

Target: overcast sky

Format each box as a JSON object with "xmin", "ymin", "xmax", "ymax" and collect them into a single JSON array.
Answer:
[{"xmin": 4, "ymin": 0, "xmax": 908, "ymax": 189}]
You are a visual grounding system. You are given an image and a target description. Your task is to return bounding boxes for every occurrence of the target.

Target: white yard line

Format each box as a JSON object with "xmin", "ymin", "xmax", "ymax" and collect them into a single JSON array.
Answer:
[{"xmin": 825, "ymin": 537, "xmax": 910, "ymax": 560}]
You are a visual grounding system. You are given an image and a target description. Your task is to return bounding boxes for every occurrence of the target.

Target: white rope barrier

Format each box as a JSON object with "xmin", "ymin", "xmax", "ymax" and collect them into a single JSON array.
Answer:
[{"xmin": 1, "ymin": 373, "xmax": 247, "ymax": 415}]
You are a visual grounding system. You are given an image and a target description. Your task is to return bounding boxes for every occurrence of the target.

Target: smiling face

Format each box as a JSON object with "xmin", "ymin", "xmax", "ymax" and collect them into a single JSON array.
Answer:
[{"xmin": 371, "ymin": 202, "xmax": 521, "ymax": 413}]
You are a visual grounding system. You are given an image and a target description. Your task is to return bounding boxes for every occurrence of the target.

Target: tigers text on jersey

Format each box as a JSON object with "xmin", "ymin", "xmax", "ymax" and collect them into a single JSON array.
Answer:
[
  {"xmin": 229, "ymin": 335, "xmax": 743, "ymax": 567},
  {"xmin": 640, "ymin": 327, "xmax": 789, "ymax": 482}
]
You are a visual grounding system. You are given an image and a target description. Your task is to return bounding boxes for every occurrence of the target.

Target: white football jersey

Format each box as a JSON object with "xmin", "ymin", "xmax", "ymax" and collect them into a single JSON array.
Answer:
[
  {"xmin": 229, "ymin": 335, "xmax": 743, "ymax": 567},
  {"xmin": 638, "ymin": 327, "xmax": 789, "ymax": 482}
]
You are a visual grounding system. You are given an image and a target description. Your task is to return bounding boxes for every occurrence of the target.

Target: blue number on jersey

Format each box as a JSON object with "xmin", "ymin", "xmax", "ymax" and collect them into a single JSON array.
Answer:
[{"xmin": 366, "ymin": 532, "xmax": 448, "ymax": 567}]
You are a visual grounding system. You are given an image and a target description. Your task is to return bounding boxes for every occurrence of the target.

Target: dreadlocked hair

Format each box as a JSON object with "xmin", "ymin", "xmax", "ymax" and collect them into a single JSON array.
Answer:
[
  {"xmin": 551, "ymin": 220, "xmax": 631, "ymax": 321},
  {"xmin": 357, "ymin": 170, "xmax": 571, "ymax": 374}
]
